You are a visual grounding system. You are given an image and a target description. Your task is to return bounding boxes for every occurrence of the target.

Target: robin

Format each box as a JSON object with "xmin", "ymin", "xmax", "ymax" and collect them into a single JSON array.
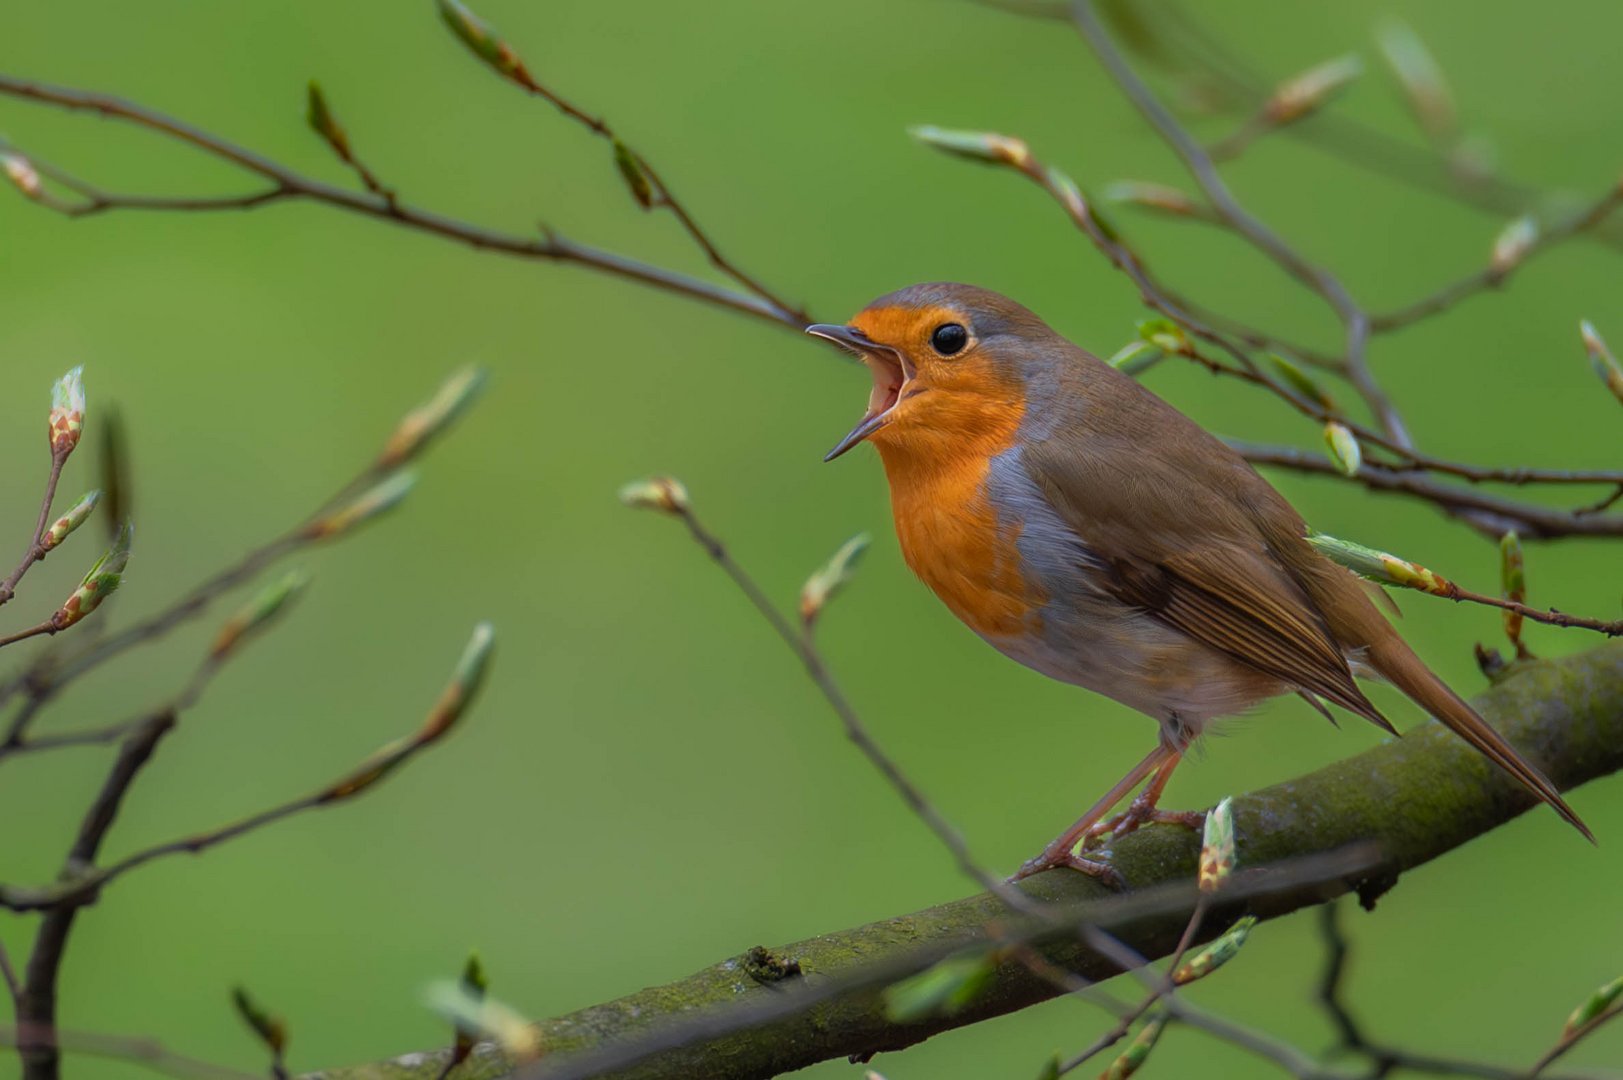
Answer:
[{"xmin": 807, "ymin": 283, "xmax": 1589, "ymax": 882}]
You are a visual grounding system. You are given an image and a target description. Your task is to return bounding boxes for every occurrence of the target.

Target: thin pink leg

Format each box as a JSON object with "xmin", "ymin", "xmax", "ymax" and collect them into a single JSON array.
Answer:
[{"xmin": 1010, "ymin": 744, "xmax": 1176, "ymax": 883}]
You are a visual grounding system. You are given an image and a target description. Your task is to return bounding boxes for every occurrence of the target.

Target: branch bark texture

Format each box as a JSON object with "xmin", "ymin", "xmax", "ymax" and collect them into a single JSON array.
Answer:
[{"xmin": 306, "ymin": 642, "xmax": 1623, "ymax": 1080}]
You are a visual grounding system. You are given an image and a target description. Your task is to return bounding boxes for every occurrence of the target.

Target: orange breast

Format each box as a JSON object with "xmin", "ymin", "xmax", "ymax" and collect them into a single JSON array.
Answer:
[{"xmin": 879, "ymin": 442, "xmax": 1041, "ymax": 640}]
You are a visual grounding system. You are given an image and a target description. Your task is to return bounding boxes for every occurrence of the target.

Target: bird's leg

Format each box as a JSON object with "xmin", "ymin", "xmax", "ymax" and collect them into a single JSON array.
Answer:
[
  {"xmin": 1009, "ymin": 744, "xmax": 1175, "ymax": 883},
  {"xmin": 1078, "ymin": 749, "xmax": 1203, "ymax": 849}
]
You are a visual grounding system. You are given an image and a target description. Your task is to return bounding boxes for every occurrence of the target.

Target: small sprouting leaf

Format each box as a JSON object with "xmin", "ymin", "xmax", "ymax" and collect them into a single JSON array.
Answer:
[
  {"xmin": 1267, "ymin": 353, "xmax": 1334, "ymax": 410},
  {"xmin": 800, "ymin": 533, "xmax": 871, "ymax": 627},
  {"xmin": 436, "ymin": 0, "xmax": 533, "ymax": 85},
  {"xmin": 1376, "ymin": 20, "xmax": 1456, "ymax": 141},
  {"xmin": 1107, "ymin": 341, "xmax": 1162, "ymax": 376},
  {"xmin": 612, "ymin": 141, "xmax": 654, "ymax": 209},
  {"xmin": 49, "ymin": 365, "xmax": 86, "ymax": 457},
  {"xmin": 1580, "ymin": 320, "xmax": 1623, "ymax": 406},
  {"xmin": 1172, "ymin": 915, "xmax": 1258, "ymax": 985},
  {"xmin": 230, "ymin": 986, "xmax": 288, "ymax": 1056},
  {"xmin": 209, "ymin": 570, "xmax": 310, "ymax": 661},
  {"xmin": 1323, "ymin": 421, "xmax": 1362, "ymax": 476},
  {"xmin": 908, "ymin": 125, "xmax": 1031, "ymax": 169},
  {"xmin": 1490, "ymin": 215, "xmax": 1537, "ymax": 276},
  {"xmin": 1266, "ymin": 54, "xmax": 1364, "ymax": 124},
  {"xmin": 42, "ymin": 490, "xmax": 101, "ymax": 552},
  {"xmin": 1197, "ymin": 797, "xmax": 1235, "ymax": 892},
  {"xmin": 1563, "ymin": 974, "xmax": 1623, "ymax": 1037},
  {"xmin": 377, "ymin": 365, "xmax": 488, "ymax": 468},
  {"xmin": 1101, "ymin": 1011, "xmax": 1167, "ymax": 1079},
  {"xmin": 618, "ymin": 476, "xmax": 689, "ymax": 515},
  {"xmin": 1308, "ymin": 532, "xmax": 1454, "ymax": 596},
  {"xmin": 1102, "ymin": 179, "xmax": 1203, "ymax": 218},
  {"xmin": 303, "ymin": 471, "xmax": 417, "ymax": 540},
  {"xmin": 306, "ymin": 80, "xmax": 351, "ymax": 158},
  {"xmin": 1136, "ymin": 318, "xmax": 1191, "ymax": 356}
]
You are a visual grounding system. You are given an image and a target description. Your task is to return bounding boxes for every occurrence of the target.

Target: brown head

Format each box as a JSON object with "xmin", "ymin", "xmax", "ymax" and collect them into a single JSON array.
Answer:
[{"xmin": 807, "ymin": 283, "xmax": 1065, "ymax": 464}]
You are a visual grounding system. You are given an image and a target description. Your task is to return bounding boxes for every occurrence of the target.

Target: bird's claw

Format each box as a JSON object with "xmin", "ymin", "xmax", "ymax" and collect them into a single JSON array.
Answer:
[
  {"xmin": 1008, "ymin": 849, "xmax": 1125, "ymax": 887},
  {"xmin": 1076, "ymin": 797, "xmax": 1203, "ymax": 852}
]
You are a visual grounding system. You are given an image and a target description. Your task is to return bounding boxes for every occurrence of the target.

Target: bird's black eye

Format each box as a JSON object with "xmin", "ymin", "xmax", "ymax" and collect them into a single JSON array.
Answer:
[{"xmin": 930, "ymin": 322, "xmax": 969, "ymax": 356}]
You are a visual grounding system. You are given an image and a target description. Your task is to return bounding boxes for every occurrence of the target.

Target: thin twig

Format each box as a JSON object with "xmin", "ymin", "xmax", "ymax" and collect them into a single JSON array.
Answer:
[
  {"xmin": 1070, "ymin": 0, "xmax": 1407, "ymax": 448},
  {"xmin": 1228, "ymin": 440, "xmax": 1623, "ymax": 540},
  {"xmin": 665, "ymin": 502, "xmax": 1024, "ymax": 908},
  {"xmin": 1371, "ymin": 188, "xmax": 1623, "ymax": 332},
  {"xmin": 0, "ymin": 453, "xmax": 66, "ymax": 607},
  {"xmin": 0, "ymin": 941, "xmax": 20, "ymax": 1005},
  {"xmin": 0, "ymin": 1022, "xmax": 261, "ymax": 1080},
  {"xmin": 1530, "ymin": 1004, "xmax": 1623, "ymax": 1078},
  {"xmin": 0, "ymin": 74, "xmax": 805, "ymax": 331}
]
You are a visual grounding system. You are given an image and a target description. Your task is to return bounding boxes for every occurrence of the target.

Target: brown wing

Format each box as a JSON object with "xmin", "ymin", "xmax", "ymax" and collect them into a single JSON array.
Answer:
[
  {"xmin": 1100, "ymin": 546, "xmax": 1394, "ymax": 732},
  {"xmin": 1017, "ymin": 358, "xmax": 1393, "ymax": 732}
]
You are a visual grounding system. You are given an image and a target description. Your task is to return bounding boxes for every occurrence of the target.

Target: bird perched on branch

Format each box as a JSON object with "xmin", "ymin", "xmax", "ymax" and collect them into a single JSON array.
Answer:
[{"xmin": 808, "ymin": 283, "xmax": 1589, "ymax": 882}]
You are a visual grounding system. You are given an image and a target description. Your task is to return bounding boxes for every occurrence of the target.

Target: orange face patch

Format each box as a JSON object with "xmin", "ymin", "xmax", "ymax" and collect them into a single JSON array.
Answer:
[{"xmin": 848, "ymin": 304, "xmax": 1040, "ymax": 639}]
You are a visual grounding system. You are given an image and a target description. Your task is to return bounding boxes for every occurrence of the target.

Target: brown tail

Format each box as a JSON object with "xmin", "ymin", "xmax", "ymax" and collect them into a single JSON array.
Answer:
[{"xmin": 1369, "ymin": 637, "xmax": 1592, "ymax": 841}]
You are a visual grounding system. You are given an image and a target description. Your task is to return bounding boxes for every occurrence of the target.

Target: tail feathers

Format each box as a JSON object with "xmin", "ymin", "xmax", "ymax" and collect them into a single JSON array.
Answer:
[{"xmin": 1371, "ymin": 640, "xmax": 1592, "ymax": 842}]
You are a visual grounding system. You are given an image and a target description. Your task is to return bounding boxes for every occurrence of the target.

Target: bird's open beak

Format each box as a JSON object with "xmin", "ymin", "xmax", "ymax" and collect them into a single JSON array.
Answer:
[{"xmin": 806, "ymin": 324, "xmax": 915, "ymax": 462}]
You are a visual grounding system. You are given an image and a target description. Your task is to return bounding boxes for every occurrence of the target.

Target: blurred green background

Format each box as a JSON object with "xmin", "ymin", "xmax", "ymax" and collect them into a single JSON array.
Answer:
[{"xmin": 2, "ymin": 1, "xmax": 1620, "ymax": 1076}]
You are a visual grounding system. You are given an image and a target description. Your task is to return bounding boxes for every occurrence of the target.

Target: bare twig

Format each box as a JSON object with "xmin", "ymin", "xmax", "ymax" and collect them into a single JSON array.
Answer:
[
  {"xmin": 0, "ymin": 75, "xmax": 805, "ymax": 331},
  {"xmin": 0, "ymin": 454, "xmax": 66, "ymax": 608},
  {"xmin": 1069, "ymin": 0, "xmax": 1406, "ymax": 448},
  {"xmin": 0, "ymin": 1022, "xmax": 261, "ymax": 1080},
  {"xmin": 1372, "ymin": 188, "xmax": 1623, "ymax": 332},
  {"xmin": 653, "ymin": 496, "xmax": 1020, "ymax": 906}
]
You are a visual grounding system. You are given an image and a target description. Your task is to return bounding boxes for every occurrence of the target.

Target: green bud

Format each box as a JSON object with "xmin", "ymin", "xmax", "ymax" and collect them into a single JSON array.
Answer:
[
  {"xmin": 304, "ymin": 470, "xmax": 416, "ymax": 540},
  {"xmin": 306, "ymin": 81, "xmax": 351, "ymax": 159},
  {"xmin": 1308, "ymin": 532, "xmax": 1455, "ymax": 596},
  {"xmin": 618, "ymin": 476, "xmax": 689, "ymax": 515},
  {"xmin": 49, "ymin": 365, "xmax": 85, "ymax": 457},
  {"xmin": 54, "ymin": 521, "xmax": 132, "ymax": 630},
  {"xmin": 800, "ymin": 533, "xmax": 871, "ymax": 627},
  {"xmin": 1323, "ymin": 421, "xmax": 1361, "ymax": 476},
  {"xmin": 884, "ymin": 952, "xmax": 996, "ymax": 1022},
  {"xmin": 1136, "ymin": 318, "xmax": 1191, "ymax": 356},
  {"xmin": 1197, "ymin": 796, "xmax": 1235, "ymax": 892},
  {"xmin": 1102, "ymin": 179, "xmax": 1202, "ymax": 217},
  {"xmin": 1376, "ymin": 21, "xmax": 1456, "ymax": 141},
  {"xmin": 1107, "ymin": 341, "xmax": 1162, "ymax": 376},
  {"xmin": 1266, "ymin": 55, "xmax": 1364, "ymax": 124},
  {"xmin": 322, "ymin": 621, "xmax": 494, "ymax": 801},
  {"xmin": 1034, "ymin": 1056, "xmax": 1061, "ymax": 1080},
  {"xmin": 612, "ymin": 141, "xmax": 655, "ymax": 209},
  {"xmin": 423, "ymin": 980, "xmax": 540, "ymax": 1062},
  {"xmin": 1101, "ymin": 1011, "xmax": 1167, "ymax": 1079},
  {"xmin": 230, "ymin": 986, "xmax": 287, "ymax": 1056},
  {"xmin": 436, "ymin": 0, "xmax": 533, "ymax": 85},
  {"xmin": 209, "ymin": 570, "xmax": 310, "ymax": 661},
  {"xmin": 1580, "ymin": 320, "xmax": 1623, "ymax": 405},
  {"xmin": 1563, "ymin": 974, "xmax": 1623, "ymax": 1037},
  {"xmin": 42, "ymin": 490, "xmax": 101, "ymax": 551},
  {"xmin": 908, "ymin": 125, "xmax": 1031, "ymax": 169},
  {"xmin": 453, "ymin": 951, "xmax": 490, "ymax": 1063},
  {"xmin": 1267, "ymin": 353, "xmax": 1334, "ymax": 410},
  {"xmin": 2, "ymin": 151, "xmax": 42, "ymax": 199},
  {"xmin": 1173, "ymin": 915, "xmax": 1258, "ymax": 985},
  {"xmin": 377, "ymin": 366, "xmax": 487, "ymax": 468},
  {"xmin": 1490, "ymin": 215, "xmax": 1537, "ymax": 276}
]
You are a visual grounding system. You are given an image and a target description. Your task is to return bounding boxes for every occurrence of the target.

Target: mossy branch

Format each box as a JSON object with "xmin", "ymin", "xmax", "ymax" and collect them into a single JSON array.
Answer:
[{"xmin": 307, "ymin": 642, "xmax": 1623, "ymax": 1080}]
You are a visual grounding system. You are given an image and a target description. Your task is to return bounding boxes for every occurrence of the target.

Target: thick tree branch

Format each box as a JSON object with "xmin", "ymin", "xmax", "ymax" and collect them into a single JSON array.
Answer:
[{"xmin": 310, "ymin": 641, "xmax": 1623, "ymax": 1080}]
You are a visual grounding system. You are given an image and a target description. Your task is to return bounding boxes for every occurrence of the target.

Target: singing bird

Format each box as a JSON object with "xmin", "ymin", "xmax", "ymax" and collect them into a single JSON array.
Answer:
[{"xmin": 807, "ymin": 283, "xmax": 1588, "ymax": 881}]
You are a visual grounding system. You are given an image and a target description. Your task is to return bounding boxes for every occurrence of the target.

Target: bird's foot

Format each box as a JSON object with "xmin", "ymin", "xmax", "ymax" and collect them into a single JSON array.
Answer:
[
  {"xmin": 1008, "ymin": 848, "xmax": 1124, "ymax": 887},
  {"xmin": 1076, "ymin": 794, "xmax": 1204, "ymax": 852}
]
